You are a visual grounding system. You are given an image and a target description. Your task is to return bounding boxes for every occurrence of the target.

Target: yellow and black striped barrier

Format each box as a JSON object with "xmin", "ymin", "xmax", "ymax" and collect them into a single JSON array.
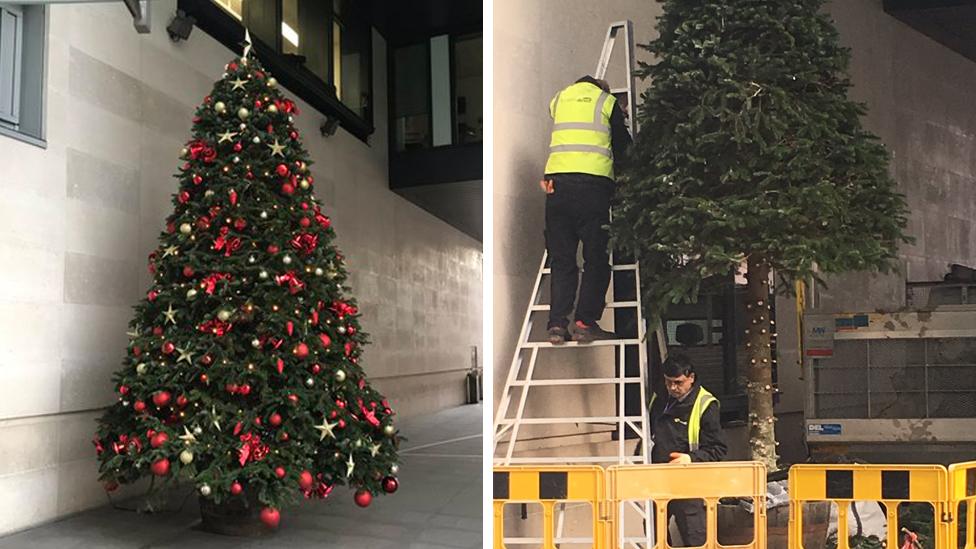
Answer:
[
  {"xmin": 949, "ymin": 461, "xmax": 976, "ymax": 549},
  {"xmin": 493, "ymin": 465, "xmax": 606, "ymax": 549},
  {"xmin": 788, "ymin": 464, "xmax": 950, "ymax": 549},
  {"xmin": 606, "ymin": 461, "xmax": 767, "ymax": 549}
]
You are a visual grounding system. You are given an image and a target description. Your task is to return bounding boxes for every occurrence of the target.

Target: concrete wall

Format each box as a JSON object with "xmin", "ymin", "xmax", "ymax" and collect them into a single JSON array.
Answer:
[{"xmin": 0, "ymin": 1, "xmax": 481, "ymax": 536}]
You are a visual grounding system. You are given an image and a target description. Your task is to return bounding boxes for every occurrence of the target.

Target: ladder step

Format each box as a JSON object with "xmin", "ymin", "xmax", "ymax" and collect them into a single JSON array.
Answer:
[
  {"xmin": 511, "ymin": 377, "xmax": 643, "ymax": 386},
  {"xmin": 541, "ymin": 264, "xmax": 637, "ymax": 275},
  {"xmin": 498, "ymin": 416, "xmax": 643, "ymax": 425},
  {"xmin": 520, "ymin": 339, "xmax": 642, "ymax": 348},
  {"xmin": 529, "ymin": 300, "xmax": 638, "ymax": 311}
]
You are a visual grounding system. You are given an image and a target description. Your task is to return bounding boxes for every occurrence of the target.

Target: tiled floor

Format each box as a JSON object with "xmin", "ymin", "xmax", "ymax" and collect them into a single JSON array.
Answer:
[{"xmin": 0, "ymin": 404, "xmax": 483, "ymax": 548}]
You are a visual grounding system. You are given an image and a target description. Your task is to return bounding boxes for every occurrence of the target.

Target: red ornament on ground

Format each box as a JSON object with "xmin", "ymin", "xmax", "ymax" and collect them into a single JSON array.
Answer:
[
  {"xmin": 382, "ymin": 477, "xmax": 399, "ymax": 494},
  {"xmin": 269, "ymin": 412, "xmax": 282, "ymax": 426},
  {"xmin": 150, "ymin": 432, "xmax": 169, "ymax": 448},
  {"xmin": 104, "ymin": 481, "xmax": 119, "ymax": 492},
  {"xmin": 298, "ymin": 470, "xmax": 314, "ymax": 490},
  {"xmin": 275, "ymin": 466, "xmax": 286, "ymax": 479},
  {"xmin": 153, "ymin": 391, "xmax": 172, "ymax": 407},
  {"xmin": 133, "ymin": 400, "xmax": 146, "ymax": 412},
  {"xmin": 150, "ymin": 458, "xmax": 170, "ymax": 476},
  {"xmin": 259, "ymin": 507, "xmax": 280, "ymax": 529},
  {"xmin": 354, "ymin": 490, "xmax": 372, "ymax": 507},
  {"xmin": 230, "ymin": 481, "xmax": 243, "ymax": 496}
]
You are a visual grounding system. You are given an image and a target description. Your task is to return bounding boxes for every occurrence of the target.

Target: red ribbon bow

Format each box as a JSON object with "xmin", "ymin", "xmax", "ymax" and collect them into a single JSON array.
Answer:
[
  {"xmin": 201, "ymin": 273, "xmax": 232, "ymax": 294},
  {"xmin": 198, "ymin": 319, "xmax": 233, "ymax": 336},
  {"xmin": 289, "ymin": 233, "xmax": 319, "ymax": 256},
  {"xmin": 275, "ymin": 271, "xmax": 306, "ymax": 294},
  {"xmin": 213, "ymin": 227, "xmax": 242, "ymax": 257},
  {"xmin": 238, "ymin": 433, "xmax": 269, "ymax": 466}
]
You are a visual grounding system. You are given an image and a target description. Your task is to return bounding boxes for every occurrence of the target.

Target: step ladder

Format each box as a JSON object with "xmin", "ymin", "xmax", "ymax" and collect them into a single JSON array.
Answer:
[{"xmin": 493, "ymin": 21, "xmax": 668, "ymax": 549}]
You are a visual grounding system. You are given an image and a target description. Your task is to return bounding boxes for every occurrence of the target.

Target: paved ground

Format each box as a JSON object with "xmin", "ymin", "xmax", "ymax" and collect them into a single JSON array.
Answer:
[{"xmin": 0, "ymin": 404, "xmax": 483, "ymax": 548}]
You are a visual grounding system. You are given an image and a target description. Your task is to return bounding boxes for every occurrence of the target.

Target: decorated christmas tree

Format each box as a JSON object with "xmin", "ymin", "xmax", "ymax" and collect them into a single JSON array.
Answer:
[
  {"xmin": 611, "ymin": 0, "xmax": 911, "ymax": 470},
  {"xmin": 92, "ymin": 37, "xmax": 400, "ymax": 529}
]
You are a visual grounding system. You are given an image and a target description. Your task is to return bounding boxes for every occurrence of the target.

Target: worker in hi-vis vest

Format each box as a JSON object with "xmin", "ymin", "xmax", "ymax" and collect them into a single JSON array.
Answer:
[
  {"xmin": 540, "ymin": 75, "xmax": 632, "ymax": 344},
  {"xmin": 649, "ymin": 353, "xmax": 727, "ymax": 546}
]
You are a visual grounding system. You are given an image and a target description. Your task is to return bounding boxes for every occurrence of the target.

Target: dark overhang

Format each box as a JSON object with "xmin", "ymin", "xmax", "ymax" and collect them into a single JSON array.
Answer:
[{"xmin": 884, "ymin": 0, "xmax": 976, "ymax": 62}]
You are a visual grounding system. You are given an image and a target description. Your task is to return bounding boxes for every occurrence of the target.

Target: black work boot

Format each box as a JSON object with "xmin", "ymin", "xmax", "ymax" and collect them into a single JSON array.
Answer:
[
  {"xmin": 571, "ymin": 320, "xmax": 616, "ymax": 343},
  {"xmin": 547, "ymin": 326, "xmax": 570, "ymax": 344}
]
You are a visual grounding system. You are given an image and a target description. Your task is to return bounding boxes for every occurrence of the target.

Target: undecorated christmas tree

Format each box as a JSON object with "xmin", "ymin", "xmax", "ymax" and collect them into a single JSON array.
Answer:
[
  {"xmin": 93, "ymin": 40, "xmax": 400, "ymax": 529},
  {"xmin": 611, "ymin": 0, "xmax": 910, "ymax": 470}
]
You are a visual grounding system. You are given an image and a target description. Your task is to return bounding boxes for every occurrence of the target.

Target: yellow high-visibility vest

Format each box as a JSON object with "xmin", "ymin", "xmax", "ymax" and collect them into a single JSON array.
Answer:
[
  {"xmin": 649, "ymin": 386, "xmax": 719, "ymax": 452},
  {"xmin": 544, "ymin": 82, "xmax": 616, "ymax": 179}
]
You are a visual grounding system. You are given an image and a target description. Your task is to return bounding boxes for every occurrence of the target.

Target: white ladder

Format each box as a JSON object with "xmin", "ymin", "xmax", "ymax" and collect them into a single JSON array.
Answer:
[{"xmin": 493, "ymin": 21, "xmax": 665, "ymax": 548}]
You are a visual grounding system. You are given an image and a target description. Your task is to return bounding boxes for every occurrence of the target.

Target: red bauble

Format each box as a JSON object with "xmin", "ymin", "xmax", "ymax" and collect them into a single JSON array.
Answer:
[
  {"xmin": 133, "ymin": 400, "xmax": 146, "ymax": 412},
  {"xmin": 150, "ymin": 458, "xmax": 171, "ymax": 476},
  {"xmin": 253, "ymin": 416, "xmax": 262, "ymax": 426},
  {"xmin": 232, "ymin": 142, "xmax": 242, "ymax": 152},
  {"xmin": 245, "ymin": 171, "xmax": 254, "ymax": 180},
  {"xmin": 259, "ymin": 507, "xmax": 280, "ymax": 529},
  {"xmin": 225, "ymin": 383, "xmax": 238, "ymax": 394},
  {"xmin": 287, "ymin": 394, "xmax": 299, "ymax": 403},
  {"xmin": 300, "ymin": 202, "xmax": 310, "ymax": 210},
  {"xmin": 104, "ymin": 481, "xmax": 119, "ymax": 492},
  {"xmin": 279, "ymin": 431, "xmax": 290, "ymax": 441},
  {"xmin": 239, "ymin": 384, "xmax": 251, "ymax": 395},
  {"xmin": 230, "ymin": 482, "xmax": 243, "ymax": 496},
  {"xmin": 354, "ymin": 490, "xmax": 372, "ymax": 508},
  {"xmin": 275, "ymin": 164, "xmax": 289, "ymax": 177},
  {"xmin": 119, "ymin": 385, "xmax": 130, "ymax": 395},
  {"xmin": 281, "ymin": 183, "xmax": 295, "ymax": 196},
  {"xmin": 298, "ymin": 470, "xmax": 314, "ymax": 490},
  {"xmin": 299, "ymin": 217, "xmax": 311, "ymax": 228},
  {"xmin": 166, "ymin": 222, "xmax": 176, "ymax": 234},
  {"xmin": 150, "ymin": 432, "xmax": 169, "ymax": 448},
  {"xmin": 254, "ymin": 99, "xmax": 263, "ymax": 108},
  {"xmin": 269, "ymin": 412, "xmax": 282, "ymax": 427},
  {"xmin": 294, "ymin": 343, "xmax": 309, "ymax": 359},
  {"xmin": 233, "ymin": 218, "xmax": 247, "ymax": 231},
  {"xmin": 274, "ymin": 466, "xmax": 286, "ymax": 479},
  {"xmin": 196, "ymin": 216, "xmax": 211, "ymax": 230},
  {"xmin": 267, "ymin": 244, "xmax": 279, "ymax": 254},
  {"xmin": 200, "ymin": 374, "xmax": 209, "ymax": 383},
  {"xmin": 337, "ymin": 419, "xmax": 346, "ymax": 429},
  {"xmin": 201, "ymin": 354, "xmax": 213, "ymax": 366},
  {"xmin": 147, "ymin": 290, "xmax": 158, "ymax": 302},
  {"xmin": 182, "ymin": 265, "xmax": 195, "ymax": 277},
  {"xmin": 192, "ymin": 174, "xmax": 203, "ymax": 185},
  {"xmin": 179, "ymin": 191, "xmax": 190, "ymax": 203},
  {"xmin": 132, "ymin": 346, "xmax": 142, "ymax": 357},
  {"xmin": 311, "ymin": 364, "xmax": 321, "ymax": 375},
  {"xmin": 176, "ymin": 394, "xmax": 189, "ymax": 408},
  {"xmin": 289, "ymin": 130, "xmax": 299, "ymax": 140},
  {"xmin": 336, "ymin": 399, "xmax": 345, "ymax": 409},
  {"xmin": 152, "ymin": 326, "xmax": 164, "ymax": 336},
  {"xmin": 153, "ymin": 391, "xmax": 172, "ymax": 407},
  {"xmin": 329, "ymin": 411, "xmax": 337, "ymax": 419},
  {"xmin": 382, "ymin": 477, "xmax": 399, "ymax": 494},
  {"xmin": 161, "ymin": 342, "xmax": 175, "ymax": 354}
]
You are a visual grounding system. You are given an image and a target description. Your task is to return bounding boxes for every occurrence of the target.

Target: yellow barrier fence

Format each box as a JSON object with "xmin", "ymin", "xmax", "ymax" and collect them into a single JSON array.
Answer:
[
  {"xmin": 607, "ymin": 461, "xmax": 767, "ymax": 549},
  {"xmin": 493, "ymin": 465, "xmax": 607, "ymax": 549},
  {"xmin": 949, "ymin": 461, "xmax": 976, "ymax": 549},
  {"xmin": 788, "ymin": 464, "xmax": 950, "ymax": 549}
]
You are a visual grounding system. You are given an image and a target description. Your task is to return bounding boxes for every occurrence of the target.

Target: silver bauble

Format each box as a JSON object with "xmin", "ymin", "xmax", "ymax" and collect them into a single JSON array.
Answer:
[
  {"xmin": 199, "ymin": 484, "xmax": 211, "ymax": 496},
  {"xmin": 214, "ymin": 101, "xmax": 226, "ymax": 113},
  {"xmin": 180, "ymin": 450, "xmax": 194, "ymax": 464},
  {"xmin": 179, "ymin": 223, "xmax": 192, "ymax": 234},
  {"xmin": 217, "ymin": 310, "xmax": 232, "ymax": 322},
  {"xmin": 237, "ymin": 107, "xmax": 250, "ymax": 120},
  {"xmin": 251, "ymin": 338, "xmax": 261, "ymax": 348},
  {"xmin": 335, "ymin": 369, "xmax": 346, "ymax": 382}
]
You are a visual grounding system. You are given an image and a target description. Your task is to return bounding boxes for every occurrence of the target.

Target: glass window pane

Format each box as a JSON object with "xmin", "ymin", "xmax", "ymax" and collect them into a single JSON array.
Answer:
[
  {"xmin": 281, "ymin": 0, "xmax": 299, "ymax": 54},
  {"xmin": 453, "ymin": 33, "xmax": 482, "ymax": 144},
  {"xmin": 242, "ymin": 0, "xmax": 276, "ymax": 49},
  {"xmin": 213, "ymin": 0, "xmax": 243, "ymax": 20},
  {"xmin": 333, "ymin": 20, "xmax": 341, "ymax": 100},
  {"xmin": 338, "ymin": 16, "xmax": 369, "ymax": 120},
  {"xmin": 393, "ymin": 43, "xmax": 430, "ymax": 151},
  {"xmin": 430, "ymin": 34, "xmax": 451, "ymax": 147},
  {"xmin": 279, "ymin": 1, "xmax": 330, "ymax": 85}
]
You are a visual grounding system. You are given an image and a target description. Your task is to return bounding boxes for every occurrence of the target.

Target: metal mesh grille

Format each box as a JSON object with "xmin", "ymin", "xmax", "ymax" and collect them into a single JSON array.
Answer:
[{"xmin": 813, "ymin": 338, "xmax": 976, "ymax": 418}]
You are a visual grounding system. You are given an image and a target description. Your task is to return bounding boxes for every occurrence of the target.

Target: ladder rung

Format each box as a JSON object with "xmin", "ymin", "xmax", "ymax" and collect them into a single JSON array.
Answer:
[
  {"xmin": 541, "ymin": 264, "xmax": 637, "ymax": 275},
  {"xmin": 496, "ymin": 456, "xmax": 645, "ymax": 465},
  {"xmin": 529, "ymin": 300, "xmax": 638, "ymax": 311},
  {"xmin": 498, "ymin": 416, "xmax": 643, "ymax": 425},
  {"xmin": 511, "ymin": 377, "xmax": 643, "ymax": 386},
  {"xmin": 520, "ymin": 339, "xmax": 641, "ymax": 348}
]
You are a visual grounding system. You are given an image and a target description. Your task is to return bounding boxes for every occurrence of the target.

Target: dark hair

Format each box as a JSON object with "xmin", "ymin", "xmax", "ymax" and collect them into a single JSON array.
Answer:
[{"xmin": 662, "ymin": 353, "xmax": 695, "ymax": 378}]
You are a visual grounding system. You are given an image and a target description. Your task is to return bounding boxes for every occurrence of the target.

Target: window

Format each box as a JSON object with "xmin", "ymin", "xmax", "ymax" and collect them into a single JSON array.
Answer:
[
  {"xmin": 391, "ymin": 31, "xmax": 483, "ymax": 152},
  {"xmin": 0, "ymin": 3, "xmax": 45, "ymax": 145},
  {"xmin": 193, "ymin": 0, "xmax": 372, "ymax": 135}
]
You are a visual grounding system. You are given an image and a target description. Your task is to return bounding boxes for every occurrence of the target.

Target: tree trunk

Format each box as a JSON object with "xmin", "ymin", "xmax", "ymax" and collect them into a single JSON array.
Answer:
[{"xmin": 745, "ymin": 254, "xmax": 778, "ymax": 471}]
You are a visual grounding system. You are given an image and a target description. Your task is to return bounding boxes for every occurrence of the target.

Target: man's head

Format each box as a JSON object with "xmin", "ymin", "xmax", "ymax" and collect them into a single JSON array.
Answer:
[
  {"xmin": 576, "ymin": 75, "xmax": 611, "ymax": 92},
  {"xmin": 662, "ymin": 353, "xmax": 696, "ymax": 399}
]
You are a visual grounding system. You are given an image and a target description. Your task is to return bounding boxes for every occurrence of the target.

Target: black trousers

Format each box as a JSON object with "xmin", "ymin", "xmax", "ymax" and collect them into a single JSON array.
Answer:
[
  {"xmin": 667, "ymin": 499, "xmax": 707, "ymax": 547},
  {"xmin": 544, "ymin": 174, "xmax": 613, "ymax": 329}
]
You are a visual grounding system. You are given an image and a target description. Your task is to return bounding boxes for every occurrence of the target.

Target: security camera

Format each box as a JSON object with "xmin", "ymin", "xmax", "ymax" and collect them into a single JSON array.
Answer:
[
  {"xmin": 320, "ymin": 116, "xmax": 340, "ymax": 137},
  {"xmin": 167, "ymin": 10, "xmax": 196, "ymax": 42}
]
